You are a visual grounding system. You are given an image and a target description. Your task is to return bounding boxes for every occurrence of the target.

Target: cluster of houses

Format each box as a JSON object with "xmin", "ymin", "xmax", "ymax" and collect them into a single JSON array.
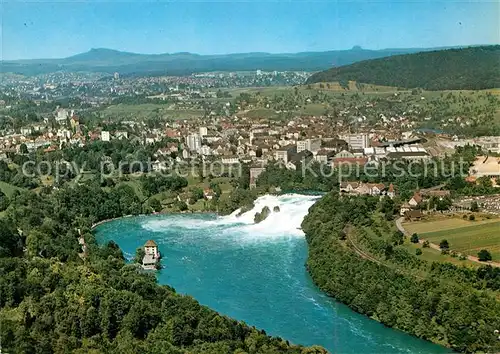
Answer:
[
  {"xmin": 339, "ymin": 181, "xmax": 396, "ymax": 198},
  {"xmin": 179, "ymin": 129, "xmax": 429, "ymax": 165},
  {"xmin": 130, "ymin": 118, "xmax": 433, "ymax": 176},
  {"xmin": 1, "ymin": 101, "xmax": 436, "ymax": 167},
  {"xmin": 400, "ymin": 189, "xmax": 451, "ymax": 220},
  {"xmin": 337, "ymin": 180, "xmax": 455, "ymax": 220},
  {"xmin": 171, "ymin": 127, "xmax": 430, "ymax": 178}
]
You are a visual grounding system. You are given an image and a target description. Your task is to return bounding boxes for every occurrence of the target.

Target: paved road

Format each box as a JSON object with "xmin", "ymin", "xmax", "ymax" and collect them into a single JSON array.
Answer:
[{"xmin": 396, "ymin": 217, "xmax": 500, "ymax": 268}]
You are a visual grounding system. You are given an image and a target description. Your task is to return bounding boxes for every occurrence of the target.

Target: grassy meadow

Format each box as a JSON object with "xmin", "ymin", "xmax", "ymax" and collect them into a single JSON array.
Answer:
[{"xmin": 405, "ymin": 217, "xmax": 500, "ymax": 261}]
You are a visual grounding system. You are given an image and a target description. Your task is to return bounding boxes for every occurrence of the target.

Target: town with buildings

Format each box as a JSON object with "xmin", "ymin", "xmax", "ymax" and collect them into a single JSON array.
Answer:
[
  {"xmin": 1, "ymin": 2, "xmax": 500, "ymax": 353},
  {"xmin": 1, "ymin": 92, "xmax": 499, "ymax": 176},
  {"xmin": 1, "ymin": 73, "xmax": 499, "ymax": 206},
  {"xmin": 0, "ymin": 67, "xmax": 499, "ymax": 227}
]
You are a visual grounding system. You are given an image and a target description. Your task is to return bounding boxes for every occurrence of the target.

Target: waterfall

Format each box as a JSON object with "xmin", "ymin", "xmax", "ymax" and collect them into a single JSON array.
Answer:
[{"xmin": 141, "ymin": 194, "xmax": 319, "ymax": 242}]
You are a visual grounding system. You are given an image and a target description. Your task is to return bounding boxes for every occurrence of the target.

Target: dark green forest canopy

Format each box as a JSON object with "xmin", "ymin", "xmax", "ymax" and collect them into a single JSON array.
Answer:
[
  {"xmin": 301, "ymin": 193, "xmax": 500, "ymax": 353},
  {"xmin": 0, "ymin": 183, "xmax": 326, "ymax": 353},
  {"xmin": 306, "ymin": 46, "xmax": 500, "ymax": 90}
]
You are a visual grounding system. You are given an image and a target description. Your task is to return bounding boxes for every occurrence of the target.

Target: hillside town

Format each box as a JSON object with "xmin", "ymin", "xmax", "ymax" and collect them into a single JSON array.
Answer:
[
  {"xmin": 1, "ymin": 71, "xmax": 499, "ymax": 225},
  {"xmin": 1, "ymin": 100, "xmax": 498, "ymax": 172}
]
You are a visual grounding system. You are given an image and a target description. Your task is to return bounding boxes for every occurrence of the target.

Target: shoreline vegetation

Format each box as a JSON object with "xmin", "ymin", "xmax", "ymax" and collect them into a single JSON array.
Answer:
[
  {"xmin": 0, "ymin": 181, "xmax": 326, "ymax": 353},
  {"xmin": 301, "ymin": 192, "xmax": 500, "ymax": 353}
]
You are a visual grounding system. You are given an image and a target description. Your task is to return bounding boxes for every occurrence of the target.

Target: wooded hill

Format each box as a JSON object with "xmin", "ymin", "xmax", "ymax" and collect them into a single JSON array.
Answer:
[
  {"xmin": 1, "ymin": 46, "xmax": 461, "ymax": 76},
  {"xmin": 306, "ymin": 46, "xmax": 500, "ymax": 90},
  {"xmin": 0, "ymin": 179, "xmax": 326, "ymax": 353}
]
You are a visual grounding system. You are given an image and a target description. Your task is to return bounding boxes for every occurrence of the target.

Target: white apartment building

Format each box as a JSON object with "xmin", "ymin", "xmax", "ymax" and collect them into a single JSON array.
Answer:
[
  {"xmin": 186, "ymin": 133, "xmax": 202, "ymax": 152},
  {"xmin": 297, "ymin": 139, "xmax": 321, "ymax": 153},
  {"xmin": 340, "ymin": 133, "xmax": 370, "ymax": 150},
  {"xmin": 101, "ymin": 131, "xmax": 110, "ymax": 142},
  {"xmin": 57, "ymin": 129, "xmax": 72, "ymax": 140},
  {"xmin": 274, "ymin": 145, "xmax": 297, "ymax": 164},
  {"xmin": 221, "ymin": 156, "xmax": 239, "ymax": 164},
  {"xmin": 55, "ymin": 108, "xmax": 69, "ymax": 124},
  {"xmin": 474, "ymin": 136, "xmax": 500, "ymax": 153},
  {"xmin": 199, "ymin": 127, "xmax": 208, "ymax": 137}
]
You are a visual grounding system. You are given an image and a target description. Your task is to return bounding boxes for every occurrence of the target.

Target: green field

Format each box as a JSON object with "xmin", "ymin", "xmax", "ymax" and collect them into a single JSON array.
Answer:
[
  {"xmin": 401, "ymin": 241, "xmax": 478, "ymax": 268},
  {"xmin": 404, "ymin": 216, "xmax": 499, "ymax": 234},
  {"xmin": 226, "ymin": 81, "xmax": 400, "ymax": 95},
  {"xmin": 245, "ymin": 108, "xmax": 280, "ymax": 119},
  {"xmin": 416, "ymin": 221, "xmax": 500, "ymax": 261}
]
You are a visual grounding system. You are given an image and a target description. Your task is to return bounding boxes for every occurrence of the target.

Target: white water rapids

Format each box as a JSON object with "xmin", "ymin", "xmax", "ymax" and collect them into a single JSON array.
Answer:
[{"xmin": 142, "ymin": 193, "xmax": 320, "ymax": 241}]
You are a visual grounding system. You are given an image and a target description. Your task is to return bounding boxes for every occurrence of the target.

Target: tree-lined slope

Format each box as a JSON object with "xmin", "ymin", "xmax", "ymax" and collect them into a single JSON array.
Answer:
[
  {"xmin": 301, "ymin": 193, "xmax": 500, "ymax": 353},
  {"xmin": 306, "ymin": 46, "xmax": 500, "ymax": 90},
  {"xmin": 0, "ymin": 183, "xmax": 326, "ymax": 353}
]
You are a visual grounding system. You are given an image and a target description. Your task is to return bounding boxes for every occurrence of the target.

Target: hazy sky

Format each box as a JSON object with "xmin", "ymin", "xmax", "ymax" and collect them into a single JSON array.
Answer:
[{"xmin": 1, "ymin": 0, "xmax": 499, "ymax": 60}]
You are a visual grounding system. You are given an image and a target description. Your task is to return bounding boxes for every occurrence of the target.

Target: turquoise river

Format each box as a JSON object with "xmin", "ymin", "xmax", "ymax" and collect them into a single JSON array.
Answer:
[{"xmin": 95, "ymin": 194, "xmax": 451, "ymax": 353}]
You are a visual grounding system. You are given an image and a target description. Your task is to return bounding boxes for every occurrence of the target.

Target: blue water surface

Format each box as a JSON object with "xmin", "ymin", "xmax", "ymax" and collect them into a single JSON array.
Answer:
[{"xmin": 95, "ymin": 194, "xmax": 450, "ymax": 354}]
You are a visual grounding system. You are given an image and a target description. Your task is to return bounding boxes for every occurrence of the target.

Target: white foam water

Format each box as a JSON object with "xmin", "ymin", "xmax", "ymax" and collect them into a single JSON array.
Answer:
[
  {"xmin": 141, "ymin": 193, "xmax": 320, "ymax": 242},
  {"xmin": 222, "ymin": 194, "xmax": 319, "ymax": 239}
]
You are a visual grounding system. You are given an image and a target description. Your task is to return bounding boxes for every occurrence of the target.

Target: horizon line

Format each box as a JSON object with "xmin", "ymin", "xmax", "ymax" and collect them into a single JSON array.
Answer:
[{"xmin": 3, "ymin": 43, "xmax": 499, "ymax": 62}]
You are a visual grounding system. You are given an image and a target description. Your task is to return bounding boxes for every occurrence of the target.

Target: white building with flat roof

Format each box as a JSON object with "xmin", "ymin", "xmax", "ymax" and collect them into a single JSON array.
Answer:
[
  {"xmin": 340, "ymin": 133, "xmax": 370, "ymax": 150},
  {"xmin": 101, "ymin": 131, "xmax": 110, "ymax": 142},
  {"xmin": 297, "ymin": 139, "xmax": 321, "ymax": 154},
  {"xmin": 186, "ymin": 133, "xmax": 202, "ymax": 152},
  {"xmin": 199, "ymin": 127, "xmax": 208, "ymax": 137}
]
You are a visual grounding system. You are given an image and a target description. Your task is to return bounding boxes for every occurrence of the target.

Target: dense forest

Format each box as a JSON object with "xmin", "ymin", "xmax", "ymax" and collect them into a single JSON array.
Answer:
[
  {"xmin": 301, "ymin": 193, "xmax": 500, "ymax": 353},
  {"xmin": 0, "ymin": 181, "xmax": 325, "ymax": 353},
  {"xmin": 306, "ymin": 46, "xmax": 500, "ymax": 90}
]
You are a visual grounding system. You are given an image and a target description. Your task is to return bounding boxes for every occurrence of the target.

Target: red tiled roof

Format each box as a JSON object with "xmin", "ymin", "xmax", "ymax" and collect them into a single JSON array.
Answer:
[
  {"xmin": 465, "ymin": 176, "xmax": 477, "ymax": 183},
  {"xmin": 411, "ymin": 192, "xmax": 423, "ymax": 203},
  {"xmin": 366, "ymin": 183, "xmax": 385, "ymax": 190}
]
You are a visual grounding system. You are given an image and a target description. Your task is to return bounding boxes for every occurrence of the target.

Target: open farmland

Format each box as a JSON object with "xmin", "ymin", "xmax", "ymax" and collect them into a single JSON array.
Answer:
[{"xmin": 406, "ymin": 218, "xmax": 500, "ymax": 261}]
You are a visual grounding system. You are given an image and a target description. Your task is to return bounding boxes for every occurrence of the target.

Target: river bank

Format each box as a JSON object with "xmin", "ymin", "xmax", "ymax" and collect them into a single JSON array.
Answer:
[
  {"xmin": 301, "ymin": 193, "xmax": 500, "ymax": 353},
  {"xmin": 94, "ymin": 194, "xmax": 447, "ymax": 353},
  {"xmin": 91, "ymin": 210, "xmax": 217, "ymax": 230}
]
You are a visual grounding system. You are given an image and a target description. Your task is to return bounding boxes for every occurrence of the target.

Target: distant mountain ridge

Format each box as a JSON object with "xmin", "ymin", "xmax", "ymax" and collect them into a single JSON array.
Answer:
[
  {"xmin": 0, "ymin": 45, "xmax": 476, "ymax": 77},
  {"xmin": 306, "ymin": 45, "xmax": 500, "ymax": 90}
]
